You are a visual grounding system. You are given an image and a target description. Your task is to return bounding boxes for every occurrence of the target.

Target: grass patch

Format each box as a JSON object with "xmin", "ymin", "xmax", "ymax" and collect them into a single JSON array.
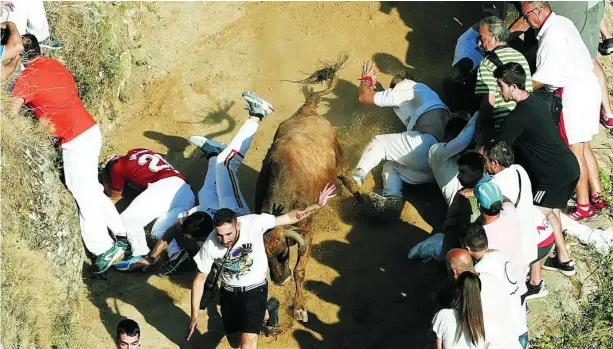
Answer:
[
  {"xmin": 531, "ymin": 248, "xmax": 613, "ymax": 349},
  {"xmin": 45, "ymin": 2, "xmax": 136, "ymax": 124},
  {"xmin": 1, "ymin": 2, "xmax": 137, "ymax": 348}
]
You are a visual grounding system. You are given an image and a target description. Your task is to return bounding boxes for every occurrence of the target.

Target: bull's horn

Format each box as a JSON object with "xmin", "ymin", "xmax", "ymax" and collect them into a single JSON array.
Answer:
[{"xmin": 283, "ymin": 229, "xmax": 307, "ymax": 255}]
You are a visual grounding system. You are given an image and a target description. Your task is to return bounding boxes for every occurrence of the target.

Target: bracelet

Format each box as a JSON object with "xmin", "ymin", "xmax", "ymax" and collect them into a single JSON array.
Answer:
[{"xmin": 360, "ymin": 76, "xmax": 374, "ymax": 88}]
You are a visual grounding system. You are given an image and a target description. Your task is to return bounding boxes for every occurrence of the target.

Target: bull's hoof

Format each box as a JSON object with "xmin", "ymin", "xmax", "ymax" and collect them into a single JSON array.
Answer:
[{"xmin": 293, "ymin": 308, "xmax": 309, "ymax": 322}]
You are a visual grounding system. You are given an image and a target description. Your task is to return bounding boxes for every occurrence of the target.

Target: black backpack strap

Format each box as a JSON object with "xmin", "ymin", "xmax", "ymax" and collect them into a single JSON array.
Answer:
[
  {"xmin": 485, "ymin": 45, "xmax": 510, "ymax": 68},
  {"xmin": 514, "ymin": 169, "xmax": 522, "ymax": 208}
]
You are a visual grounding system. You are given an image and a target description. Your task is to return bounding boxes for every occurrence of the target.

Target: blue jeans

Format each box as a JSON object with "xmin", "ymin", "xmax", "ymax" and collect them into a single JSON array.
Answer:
[{"xmin": 519, "ymin": 332, "xmax": 529, "ymax": 349}]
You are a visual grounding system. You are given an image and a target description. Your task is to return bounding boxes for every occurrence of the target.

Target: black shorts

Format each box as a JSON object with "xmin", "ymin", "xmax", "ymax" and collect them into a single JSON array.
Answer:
[
  {"xmin": 530, "ymin": 242, "xmax": 554, "ymax": 265},
  {"xmin": 533, "ymin": 178, "xmax": 578, "ymax": 209},
  {"xmin": 219, "ymin": 281, "xmax": 268, "ymax": 335}
]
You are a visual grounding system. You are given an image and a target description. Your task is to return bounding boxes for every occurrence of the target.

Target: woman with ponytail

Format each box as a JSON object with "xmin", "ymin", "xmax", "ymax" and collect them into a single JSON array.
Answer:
[{"xmin": 433, "ymin": 271, "xmax": 488, "ymax": 349}]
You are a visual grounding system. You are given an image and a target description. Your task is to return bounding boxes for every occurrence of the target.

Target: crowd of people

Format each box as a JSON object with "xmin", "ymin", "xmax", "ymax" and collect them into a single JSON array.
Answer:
[{"xmin": 2, "ymin": 1, "xmax": 612, "ymax": 348}]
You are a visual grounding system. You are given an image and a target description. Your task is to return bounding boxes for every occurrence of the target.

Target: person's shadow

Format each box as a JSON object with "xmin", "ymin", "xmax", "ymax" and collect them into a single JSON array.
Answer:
[{"xmin": 291, "ymin": 196, "xmax": 443, "ymax": 349}]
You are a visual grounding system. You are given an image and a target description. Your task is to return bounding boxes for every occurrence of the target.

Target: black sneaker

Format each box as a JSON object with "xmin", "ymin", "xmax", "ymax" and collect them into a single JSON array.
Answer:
[
  {"xmin": 159, "ymin": 249, "xmax": 190, "ymax": 276},
  {"xmin": 599, "ymin": 38, "xmax": 613, "ymax": 56},
  {"xmin": 523, "ymin": 280, "xmax": 549, "ymax": 301},
  {"xmin": 542, "ymin": 257, "xmax": 576, "ymax": 276}
]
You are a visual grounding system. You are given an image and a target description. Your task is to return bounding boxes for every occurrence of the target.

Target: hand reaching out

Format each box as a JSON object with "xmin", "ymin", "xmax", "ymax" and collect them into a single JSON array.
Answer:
[
  {"xmin": 361, "ymin": 61, "xmax": 377, "ymax": 85},
  {"xmin": 317, "ymin": 183, "xmax": 337, "ymax": 207}
]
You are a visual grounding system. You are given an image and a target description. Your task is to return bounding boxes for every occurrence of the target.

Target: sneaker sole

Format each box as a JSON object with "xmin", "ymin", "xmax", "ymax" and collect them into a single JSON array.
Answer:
[
  {"xmin": 524, "ymin": 289, "xmax": 549, "ymax": 301},
  {"xmin": 542, "ymin": 265, "xmax": 576, "ymax": 276},
  {"xmin": 92, "ymin": 249, "xmax": 124, "ymax": 274},
  {"xmin": 242, "ymin": 93, "xmax": 275, "ymax": 115}
]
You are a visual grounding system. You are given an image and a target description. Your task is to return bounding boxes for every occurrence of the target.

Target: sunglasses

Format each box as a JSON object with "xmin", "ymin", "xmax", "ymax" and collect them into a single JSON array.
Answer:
[{"xmin": 523, "ymin": 7, "xmax": 538, "ymax": 21}]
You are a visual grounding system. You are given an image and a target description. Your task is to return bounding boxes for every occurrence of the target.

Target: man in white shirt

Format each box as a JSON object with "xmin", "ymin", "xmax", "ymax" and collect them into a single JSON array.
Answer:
[
  {"xmin": 445, "ymin": 249, "xmax": 523, "ymax": 349},
  {"xmin": 519, "ymin": 1, "xmax": 607, "ymax": 221},
  {"xmin": 429, "ymin": 112, "xmax": 478, "ymax": 206},
  {"xmin": 354, "ymin": 61, "xmax": 450, "ymax": 211},
  {"xmin": 460, "ymin": 224, "xmax": 529, "ymax": 349},
  {"xmin": 184, "ymin": 93, "xmax": 338, "ymax": 349},
  {"xmin": 482, "ymin": 141, "xmax": 537, "ymax": 274},
  {"xmin": 474, "ymin": 178, "xmax": 527, "ymax": 298}
]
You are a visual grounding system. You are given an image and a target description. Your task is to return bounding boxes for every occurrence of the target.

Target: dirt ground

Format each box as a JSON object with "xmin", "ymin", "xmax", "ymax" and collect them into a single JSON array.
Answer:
[{"xmin": 76, "ymin": 2, "xmax": 607, "ymax": 348}]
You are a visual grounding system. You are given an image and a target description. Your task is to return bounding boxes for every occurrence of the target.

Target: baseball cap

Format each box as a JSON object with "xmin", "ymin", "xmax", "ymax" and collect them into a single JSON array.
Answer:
[{"xmin": 474, "ymin": 176, "xmax": 503, "ymax": 210}]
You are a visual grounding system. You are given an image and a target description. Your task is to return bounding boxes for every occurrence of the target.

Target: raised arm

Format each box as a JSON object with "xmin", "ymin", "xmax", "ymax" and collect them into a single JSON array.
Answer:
[
  {"xmin": 358, "ymin": 61, "xmax": 377, "ymax": 104},
  {"xmin": 436, "ymin": 112, "xmax": 479, "ymax": 160},
  {"xmin": 274, "ymin": 183, "xmax": 336, "ymax": 227}
]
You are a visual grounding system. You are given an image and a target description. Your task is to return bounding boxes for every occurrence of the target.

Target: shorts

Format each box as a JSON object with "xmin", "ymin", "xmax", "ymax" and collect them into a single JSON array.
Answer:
[
  {"xmin": 530, "ymin": 241, "xmax": 554, "ymax": 265},
  {"xmin": 533, "ymin": 178, "xmax": 579, "ymax": 209},
  {"xmin": 556, "ymin": 80, "xmax": 601, "ymax": 145},
  {"xmin": 219, "ymin": 281, "xmax": 268, "ymax": 335}
]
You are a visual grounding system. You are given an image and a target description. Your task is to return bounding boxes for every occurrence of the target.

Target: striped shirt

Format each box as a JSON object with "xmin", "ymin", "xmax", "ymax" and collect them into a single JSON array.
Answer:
[{"xmin": 475, "ymin": 47, "xmax": 533, "ymax": 129}]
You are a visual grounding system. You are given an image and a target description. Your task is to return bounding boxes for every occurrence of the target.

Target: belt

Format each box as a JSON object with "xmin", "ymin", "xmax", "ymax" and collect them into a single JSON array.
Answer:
[{"xmin": 221, "ymin": 280, "xmax": 267, "ymax": 293}]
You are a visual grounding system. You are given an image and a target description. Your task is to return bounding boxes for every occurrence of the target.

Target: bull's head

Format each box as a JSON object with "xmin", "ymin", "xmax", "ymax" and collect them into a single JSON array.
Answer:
[{"xmin": 264, "ymin": 226, "xmax": 307, "ymax": 285}]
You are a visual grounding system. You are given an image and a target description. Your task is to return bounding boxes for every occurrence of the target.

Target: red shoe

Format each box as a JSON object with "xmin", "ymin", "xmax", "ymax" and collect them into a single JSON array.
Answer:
[
  {"xmin": 568, "ymin": 204, "xmax": 596, "ymax": 221},
  {"xmin": 591, "ymin": 194, "xmax": 608, "ymax": 210},
  {"xmin": 600, "ymin": 110, "xmax": 613, "ymax": 129}
]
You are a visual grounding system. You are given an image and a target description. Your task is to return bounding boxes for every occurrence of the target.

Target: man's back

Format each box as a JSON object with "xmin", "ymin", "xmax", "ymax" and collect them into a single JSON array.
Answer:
[
  {"xmin": 479, "ymin": 272, "xmax": 522, "ymax": 349},
  {"xmin": 534, "ymin": 12, "xmax": 595, "ymax": 88},
  {"xmin": 12, "ymin": 56, "xmax": 95, "ymax": 144},
  {"xmin": 498, "ymin": 95, "xmax": 579, "ymax": 187},
  {"xmin": 483, "ymin": 203, "xmax": 526, "ymax": 297},
  {"xmin": 491, "ymin": 164, "xmax": 538, "ymax": 267}
]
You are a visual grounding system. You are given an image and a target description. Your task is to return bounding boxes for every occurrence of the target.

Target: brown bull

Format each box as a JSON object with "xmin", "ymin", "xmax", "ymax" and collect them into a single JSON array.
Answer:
[{"xmin": 255, "ymin": 55, "xmax": 360, "ymax": 322}]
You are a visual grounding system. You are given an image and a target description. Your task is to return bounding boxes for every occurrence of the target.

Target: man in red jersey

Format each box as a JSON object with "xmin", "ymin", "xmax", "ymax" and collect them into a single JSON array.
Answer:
[
  {"xmin": 10, "ymin": 34, "xmax": 127, "ymax": 274},
  {"xmin": 102, "ymin": 148, "xmax": 195, "ymax": 271}
]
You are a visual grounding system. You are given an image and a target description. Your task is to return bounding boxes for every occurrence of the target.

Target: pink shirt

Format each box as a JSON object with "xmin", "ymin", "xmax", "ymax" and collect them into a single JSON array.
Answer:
[{"xmin": 483, "ymin": 202, "xmax": 526, "ymax": 297}]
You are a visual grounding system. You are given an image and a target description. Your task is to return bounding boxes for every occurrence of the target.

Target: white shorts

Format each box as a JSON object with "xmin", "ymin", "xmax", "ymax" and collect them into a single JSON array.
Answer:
[{"xmin": 562, "ymin": 78, "xmax": 601, "ymax": 145}]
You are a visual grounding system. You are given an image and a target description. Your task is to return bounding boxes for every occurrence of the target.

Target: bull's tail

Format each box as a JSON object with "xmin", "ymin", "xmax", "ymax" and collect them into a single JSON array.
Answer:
[{"xmin": 292, "ymin": 53, "xmax": 348, "ymax": 108}]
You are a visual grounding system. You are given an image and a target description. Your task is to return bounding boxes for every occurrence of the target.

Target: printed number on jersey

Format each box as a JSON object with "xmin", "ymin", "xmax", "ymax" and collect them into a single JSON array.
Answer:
[{"xmin": 137, "ymin": 153, "xmax": 174, "ymax": 173}]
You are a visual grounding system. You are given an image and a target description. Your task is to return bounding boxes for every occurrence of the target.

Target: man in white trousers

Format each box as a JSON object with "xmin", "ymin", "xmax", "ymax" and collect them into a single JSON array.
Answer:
[
  {"xmin": 10, "ymin": 35, "xmax": 126, "ymax": 274},
  {"xmin": 355, "ymin": 61, "xmax": 450, "ymax": 213},
  {"xmin": 100, "ymin": 148, "xmax": 196, "ymax": 271},
  {"xmin": 0, "ymin": 0, "xmax": 61, "ymax": 49},
  {"xmin": 129, "ymin": 91, "xmax": 276, "ymax": 275}
]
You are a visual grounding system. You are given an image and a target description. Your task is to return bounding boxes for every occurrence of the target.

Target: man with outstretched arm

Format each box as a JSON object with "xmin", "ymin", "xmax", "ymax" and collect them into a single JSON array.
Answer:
[{"xmin": 187, "ymin": 184, "xmax": 336, "ymax": 348}]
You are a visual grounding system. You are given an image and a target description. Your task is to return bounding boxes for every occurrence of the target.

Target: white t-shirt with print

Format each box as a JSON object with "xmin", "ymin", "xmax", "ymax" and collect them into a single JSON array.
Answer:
[
  {"xmin": 194, "ymin": 213, "xmax": 276, "ymax": 287},
  {"xmin": 374, "ymin": 80, "xmax": 448, "ymax": 130},
  {"xmin": 432, "ymin": 308, "xmax": 485, "ymax": 349},
  {"xmin": 490, "ymin": 165, "xmax": 538, "ymax": 268},
  {"xmin": 475, "ymin": 252, "xmax": 528, "ymax": 338},
  {"xmin": 479, "ymin": 272, "xmax": 523, "ymax": 349}
]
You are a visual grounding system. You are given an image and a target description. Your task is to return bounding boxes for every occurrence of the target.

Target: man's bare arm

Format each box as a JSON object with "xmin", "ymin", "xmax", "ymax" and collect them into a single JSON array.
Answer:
[
  {"xmin": 358, "ymin": 81, "xmax": 376, "ymax": 104},
  {"xmin": 9, "ymin": 96, "xmax": 24, "ymax": 116},
  {"xmin": 274, "ymin": 183, "xmax": 336, "ymax": 227},
  {"xmin": 358, "ymin": 60, "xmax": 377, "ymax": 104},
  {"xmin": 149, "ymin": 222, "xmax": 182, "ymax": 261},
  {"xmin": 187, "ymin": 271, "xmax": 208, "ymax": 341},
  {"xmin": 532, "ymin": 80, "xmax": 544, "ymax": 90},
  {"xmin": 1, "ymin": 22, "xmax": 23, "ymax": 64},
  {"xmin": 1, "ymin": 52, "xmax": 19, "ymax": 81}
]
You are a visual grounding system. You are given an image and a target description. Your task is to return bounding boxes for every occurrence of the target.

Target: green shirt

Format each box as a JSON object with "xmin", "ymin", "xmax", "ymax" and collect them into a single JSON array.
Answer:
[{"xmin": 475, "ymin": 47, "xmax": 533, "ymax": 129}]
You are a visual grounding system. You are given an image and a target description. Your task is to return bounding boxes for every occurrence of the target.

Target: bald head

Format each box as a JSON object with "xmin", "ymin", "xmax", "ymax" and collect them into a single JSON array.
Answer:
[{"xmin": 446, "ymin": 248, "xmax": 474, "ymax": 279}]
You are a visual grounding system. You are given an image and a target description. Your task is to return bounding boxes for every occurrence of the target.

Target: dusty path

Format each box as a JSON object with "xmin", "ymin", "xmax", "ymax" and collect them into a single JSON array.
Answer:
[{"xmin": 81, "ymin": 2, "xmax": 492, "ymax": 348}]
